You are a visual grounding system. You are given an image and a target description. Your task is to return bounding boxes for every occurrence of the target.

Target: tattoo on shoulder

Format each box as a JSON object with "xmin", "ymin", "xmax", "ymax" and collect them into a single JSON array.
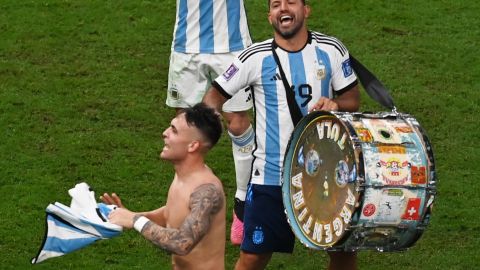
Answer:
[
  {"xmin": 139, "ymin": 183, "xmax": 224, "ymax": 256},
  {"xmin": 189, "ymin": 183, "xmax": 224, "ymax": 215}
]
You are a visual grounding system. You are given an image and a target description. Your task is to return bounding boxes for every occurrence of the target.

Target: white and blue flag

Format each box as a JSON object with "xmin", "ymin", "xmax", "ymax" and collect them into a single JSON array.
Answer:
[{"xmin": 32, "ymin": 183, "xmax": 122, "ymax": 264}]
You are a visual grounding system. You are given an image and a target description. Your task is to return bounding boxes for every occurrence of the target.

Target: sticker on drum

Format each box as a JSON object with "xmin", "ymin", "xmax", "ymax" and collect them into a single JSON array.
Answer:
[
  {"xmin": 362, "ymin": 119, "xmax": 402, "ymax": 144},
  {"xmin": 283, "ymin": 112, "xmax": 360, "ymax": 249},
  {"xmin": 359, "ymin": 188, "xmax": 426, "ymax": 225},
  {"xmin": 363, "ymin": 143, "xmax": 428, "ymax": 186}
]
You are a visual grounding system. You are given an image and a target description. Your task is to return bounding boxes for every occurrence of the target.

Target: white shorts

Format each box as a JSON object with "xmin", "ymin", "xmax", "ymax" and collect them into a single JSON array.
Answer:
[{"xmin": 166, "ymin": 51, "xmax": 252, "ymax": 112}]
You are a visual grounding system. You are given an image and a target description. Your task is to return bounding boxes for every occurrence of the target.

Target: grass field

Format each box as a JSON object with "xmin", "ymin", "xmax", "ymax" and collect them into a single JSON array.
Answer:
[{"xmin": 1, "ymin": 0, "xmax": 479, "ymax": 269}]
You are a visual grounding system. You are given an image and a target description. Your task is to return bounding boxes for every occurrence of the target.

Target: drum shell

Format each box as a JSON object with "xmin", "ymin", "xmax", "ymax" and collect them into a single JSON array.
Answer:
[{"xmin": 282, "ymin": 111, "xmax": 436, "ymax": 252}]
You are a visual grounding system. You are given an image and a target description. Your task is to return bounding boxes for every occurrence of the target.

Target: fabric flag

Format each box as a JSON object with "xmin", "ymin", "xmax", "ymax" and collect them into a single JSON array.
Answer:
[{"xmin": 32, "ymin": 183, "xmax": 122, "ymax": 264}]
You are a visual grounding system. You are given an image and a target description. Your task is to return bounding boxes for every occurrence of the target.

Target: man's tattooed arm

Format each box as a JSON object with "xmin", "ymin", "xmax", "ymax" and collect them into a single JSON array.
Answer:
[{"xmin": 133, "ymin": 183, "xmax": 224, "ymax": 255}]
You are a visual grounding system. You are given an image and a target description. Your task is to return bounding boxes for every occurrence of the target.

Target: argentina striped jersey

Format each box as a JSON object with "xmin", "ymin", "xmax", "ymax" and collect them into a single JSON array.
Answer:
[
  {"xmin": 213, "ymin": 31, "xmax": 358, "ymax": 186},
  {"xmin": 172, "ymin": 0, "xmax": 252, "ymax": 53}
]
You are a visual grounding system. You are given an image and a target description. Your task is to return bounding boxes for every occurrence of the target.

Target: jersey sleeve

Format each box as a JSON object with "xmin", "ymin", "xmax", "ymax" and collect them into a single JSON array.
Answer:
[
  {"xmin": 213, "ymin": 56, "xmax": 255, "ymax": 98},
  {"xmin": 330, "ymin": 40, "xmax": 358, "ymax": 92}
]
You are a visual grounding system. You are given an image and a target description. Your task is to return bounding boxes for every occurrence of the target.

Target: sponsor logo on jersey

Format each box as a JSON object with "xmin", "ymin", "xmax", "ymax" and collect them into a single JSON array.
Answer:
[
  {"xmin": 341, "ymin": 59, "xmax": 353, "ymax": 77},
  {"xmin": 270, "ymin": 73, "xmax": 281, "ymax": 81},
  {"xmin": 223, "ymin": 64, "xmax": 239, "ymax": 81}
]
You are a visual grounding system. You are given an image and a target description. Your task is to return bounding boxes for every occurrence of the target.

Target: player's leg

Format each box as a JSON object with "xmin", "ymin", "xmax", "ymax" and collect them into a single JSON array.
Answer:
[
  {"xmin": 209, "ymin": 52, "xmax": 254, "ymax": 246},
  {"xmin": 238, "ymin": 184, "xmax": 296, "ymax": 269},
  {"xmin": 327, "ymin": 251, "xmax": 358, "ymax": 270},
  {"xmin": 235, "ymin": 251, "xmax": 272, "ymax": 270},
  {"xmin": 166, "ymin": 51, "xmax": 207, "ymax": 109},
  {"xmin": 222, "ymin": 110, "xmax": 253, "ymax": 245},
  {"xmin": 222, "ymin": 112, "xmax": 253, "ymax": 196}
]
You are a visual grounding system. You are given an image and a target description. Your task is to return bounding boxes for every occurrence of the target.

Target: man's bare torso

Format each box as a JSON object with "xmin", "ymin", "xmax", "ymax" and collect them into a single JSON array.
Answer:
[{"xmin": 164, "ymin": 167, "xmax": 226, "ymax": 270}]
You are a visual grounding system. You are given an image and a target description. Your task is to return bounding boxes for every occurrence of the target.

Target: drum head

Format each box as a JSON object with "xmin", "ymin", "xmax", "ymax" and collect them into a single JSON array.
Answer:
[{"xmin": 282, "ymin": 111, "xmax": 360, "ymax": 249}]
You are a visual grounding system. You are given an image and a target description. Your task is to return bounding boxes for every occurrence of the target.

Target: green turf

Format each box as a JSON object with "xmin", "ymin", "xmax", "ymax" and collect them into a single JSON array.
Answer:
[{"xmin": 0, "ymin": 0, "xmax": 479, "ymax": 269}]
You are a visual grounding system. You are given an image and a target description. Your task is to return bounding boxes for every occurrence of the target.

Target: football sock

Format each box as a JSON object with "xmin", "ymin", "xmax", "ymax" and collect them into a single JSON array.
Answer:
[{"xmin": 229, "ymin": 124, "xmax": 254, "ymax": 206}]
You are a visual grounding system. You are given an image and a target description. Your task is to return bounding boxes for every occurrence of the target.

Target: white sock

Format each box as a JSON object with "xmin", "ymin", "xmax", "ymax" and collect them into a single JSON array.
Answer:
[{"xmin": 229, "ymin": 124, "xmax": 254, "ymax": 201}]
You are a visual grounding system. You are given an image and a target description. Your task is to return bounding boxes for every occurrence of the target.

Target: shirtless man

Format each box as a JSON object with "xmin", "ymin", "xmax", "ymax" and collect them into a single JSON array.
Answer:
[{"xmin": 101, "ymin": 103, "xmax": 226, "ymax": 270}]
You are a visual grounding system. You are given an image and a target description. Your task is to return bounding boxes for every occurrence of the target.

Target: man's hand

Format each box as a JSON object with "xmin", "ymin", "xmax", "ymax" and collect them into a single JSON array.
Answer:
[
  {"xmin": 309, "ymin": 97, "xmax": 339, "ymax": 112},
  {"xmin": 100, "ymin": 193, "xmax": 125, "ymax": 208},
  {"xmin": 309, "ymin": 85, "xmax": 361, "ymax": 113},
  {"xmin": 108, "ymin": 207, "xmax": 136, "ymax": 229}
]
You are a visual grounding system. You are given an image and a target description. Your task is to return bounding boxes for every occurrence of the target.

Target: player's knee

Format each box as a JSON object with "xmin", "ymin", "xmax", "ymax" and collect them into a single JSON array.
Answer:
[
  {"xmin": 223, "ymin": 112, "xmax": 251, "ymax": 136},
  {"xmin": 236, "ymin": 252, "xmax": 272, "ymax": 270},
  {"xmin": 327, "ymin": 251, "xmax": 357, "ymax": 270}
]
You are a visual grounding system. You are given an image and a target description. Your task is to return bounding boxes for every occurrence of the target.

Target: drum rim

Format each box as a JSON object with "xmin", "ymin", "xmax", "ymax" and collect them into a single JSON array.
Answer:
[{"xmin": 282, "ymin": 111, "xmax": 359, "ymax": 250}]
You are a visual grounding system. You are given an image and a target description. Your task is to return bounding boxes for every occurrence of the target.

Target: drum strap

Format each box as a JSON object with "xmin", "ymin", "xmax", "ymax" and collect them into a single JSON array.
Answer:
[
  {"xmin": 270, "ymin": 42, "xmax": 396, "ymax": 125},
  {"xmin": 271, "ymin": 41, "xmax": 303, "ymax": 126},
  {"xmin": 349, "ymin": 55, "xmax": 396, "ymax": 110}
]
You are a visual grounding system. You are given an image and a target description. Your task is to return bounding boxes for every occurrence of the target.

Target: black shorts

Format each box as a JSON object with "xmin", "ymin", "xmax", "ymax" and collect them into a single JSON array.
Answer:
[{"xmin": 241, "ymin": 184, "xmax": 295, "ymax": 254}]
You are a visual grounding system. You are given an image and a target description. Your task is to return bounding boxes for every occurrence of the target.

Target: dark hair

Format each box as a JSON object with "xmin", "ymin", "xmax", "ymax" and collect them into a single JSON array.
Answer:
[{"xmin": 184, "ymin": 103, "xmax": 223, "ymax": 149}]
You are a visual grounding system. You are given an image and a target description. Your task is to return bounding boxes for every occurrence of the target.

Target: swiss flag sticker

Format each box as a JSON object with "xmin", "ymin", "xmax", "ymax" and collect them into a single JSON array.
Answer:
[{"xmin": 402, "ymin": 198, "xmax": 421, "ymax": 220}]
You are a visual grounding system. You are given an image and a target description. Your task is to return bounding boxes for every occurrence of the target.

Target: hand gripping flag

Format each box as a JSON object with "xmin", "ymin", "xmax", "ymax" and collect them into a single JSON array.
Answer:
[{"xmin": 31, "ymin": 183, "xmax": 122, "ymax": 264}]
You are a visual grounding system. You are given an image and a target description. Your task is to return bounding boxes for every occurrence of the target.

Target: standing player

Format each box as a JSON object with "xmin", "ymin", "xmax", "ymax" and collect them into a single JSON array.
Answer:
[
  {"xmin": 166, "ymin": 0, "xmax": 254, "ymax": 245},
  {"xmin": 203, "ymin": 0, "xmax": 360, "ymax": 269}
]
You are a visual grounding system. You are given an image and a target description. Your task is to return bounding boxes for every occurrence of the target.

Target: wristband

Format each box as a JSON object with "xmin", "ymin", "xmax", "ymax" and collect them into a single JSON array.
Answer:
[{"xmin": 133, "ymin": 216, "xmax": 150, "ymax": 233}]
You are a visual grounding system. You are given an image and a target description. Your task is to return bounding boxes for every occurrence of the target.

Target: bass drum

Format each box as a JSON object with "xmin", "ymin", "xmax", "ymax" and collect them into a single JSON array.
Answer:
[{"xmin": 282, "ymin": 111, "xmax": 436, "ymax": 251}]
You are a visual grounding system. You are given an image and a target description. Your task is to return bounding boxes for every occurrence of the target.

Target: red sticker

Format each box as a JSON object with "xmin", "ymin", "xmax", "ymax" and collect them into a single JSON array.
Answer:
[
  {"xmin": 362, "ymin": 203, "xmax": 376, "ymax": 217},
  {"xmin": 401, "ymin": 198, "xmax": 421, "ymax": 220},
  {"xmin": 411, "ymin": 166, "xmax": 427, "ymax": 184}
]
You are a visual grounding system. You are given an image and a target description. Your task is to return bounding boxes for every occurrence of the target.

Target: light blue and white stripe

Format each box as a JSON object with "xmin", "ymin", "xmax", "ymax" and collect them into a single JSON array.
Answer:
[
  {"xmin": 32, "ymin": 183, "xmax": 121, "ymax": 264},
  {"xmin": 173, "ymin": 0, "xmax": 252, "ymax": 53}
]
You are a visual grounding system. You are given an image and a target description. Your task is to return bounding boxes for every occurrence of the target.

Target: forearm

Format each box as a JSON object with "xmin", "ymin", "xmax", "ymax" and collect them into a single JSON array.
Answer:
[
  {"xmin": 140, "ymin": 206, "xmax": 167, "ymax": 227},
  {"xmin": 335, "ymin": 85, "xmax": 360, "ymax": 112},
  {"xmin": 132, "ymin": 184, "xmax": 223, "ymax": 256},
  {"xmin": 202, "ymin": 87, "xmax": 227, "ymax": 113},
  {"xmin": 335, "ymin": 96, "xmax": 360, "ymax": 112},
  {"xmin": 133, "ymin": 215, "xmax": 195, "ymax": 256}
]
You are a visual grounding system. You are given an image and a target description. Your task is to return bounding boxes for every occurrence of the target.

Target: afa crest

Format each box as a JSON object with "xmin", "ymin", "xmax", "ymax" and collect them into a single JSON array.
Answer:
[
  {"xmin": 252, "ymin": 227, "xmax": 264, "ymax": 245},
  {"xmin": 316, "ymin": 66, "xmax": 326, "ymax": 80}
]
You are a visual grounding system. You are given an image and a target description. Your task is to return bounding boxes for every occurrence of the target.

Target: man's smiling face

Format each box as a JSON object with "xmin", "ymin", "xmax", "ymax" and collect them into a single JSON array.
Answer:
[{"xmin": 268, "ymin": 0, "xmax": 309, "ymax": 40}]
